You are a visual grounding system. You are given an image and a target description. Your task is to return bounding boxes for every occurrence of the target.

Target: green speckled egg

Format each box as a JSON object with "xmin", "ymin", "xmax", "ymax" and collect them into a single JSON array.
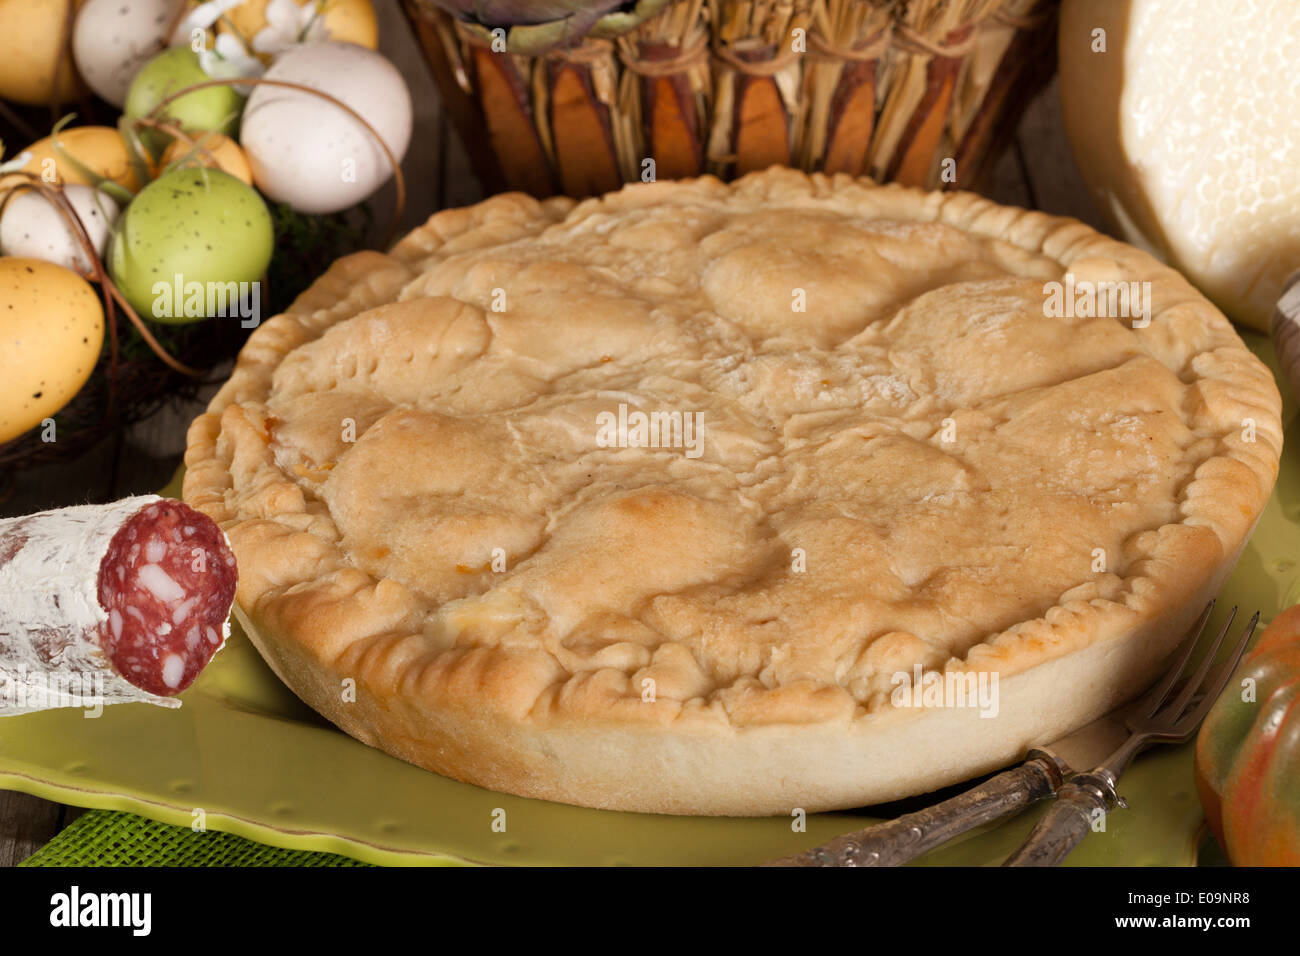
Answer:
[
  {"xmin": 124, "ymin": 46, "xmax": 244, "ymax": 156},
  {"xmin": 107, "ymin": 167, "xmax": 273, "ymax": 324}
]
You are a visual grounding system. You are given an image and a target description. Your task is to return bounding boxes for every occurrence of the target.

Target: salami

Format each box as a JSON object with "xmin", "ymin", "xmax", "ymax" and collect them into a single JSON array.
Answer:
[{"xmin": 0, "ymin": 495, "xmax": 237, "ymax": 715}]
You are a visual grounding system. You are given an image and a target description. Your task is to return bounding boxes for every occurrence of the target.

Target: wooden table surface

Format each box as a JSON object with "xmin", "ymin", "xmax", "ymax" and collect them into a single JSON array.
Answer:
[{"xmin": 0, "ymin": 6, "xmax": 1106, "ymax": 865}]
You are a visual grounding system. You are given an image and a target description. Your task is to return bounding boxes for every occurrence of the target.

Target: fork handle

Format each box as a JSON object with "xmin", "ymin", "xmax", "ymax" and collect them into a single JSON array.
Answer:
[
  {"xmin": 766, "ymin": 750, "xmax": 1067, "ymax": 867},
  {"xmin": 1002, "ymin": 770, "xmax": 1119, "ymax": 867}
]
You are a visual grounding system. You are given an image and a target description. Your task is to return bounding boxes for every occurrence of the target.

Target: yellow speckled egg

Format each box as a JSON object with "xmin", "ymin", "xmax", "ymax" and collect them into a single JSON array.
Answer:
[
  {"xmin": 0, "ymin": 127, "xmax": 146, "ymax": 196},
  {"xmin": 0, "ymin": 0, "xmax": 88, "ymax": 105},
  {"xmin": 0, "ymin": 257, "xmax": 104, "ymax": 443},
  {"xmin": 160, "ymin": 132, "xmax": 254, "ymax": 185},
  {"xmin": 220, "ymin": 0, "xmax": 378, "ymax": 52}
]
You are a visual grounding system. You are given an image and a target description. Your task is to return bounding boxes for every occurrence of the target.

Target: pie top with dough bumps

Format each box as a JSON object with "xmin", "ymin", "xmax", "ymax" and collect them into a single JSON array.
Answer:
[{"xmin": 184, "ymin": 168, "xmax": 1281, "ymax": 815}]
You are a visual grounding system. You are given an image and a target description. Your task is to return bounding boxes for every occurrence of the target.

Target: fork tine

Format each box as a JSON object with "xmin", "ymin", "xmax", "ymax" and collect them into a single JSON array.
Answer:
[
  {"xmin": 1179, "ymin": 611, "xmax": 1259, "ymax": 730},
  {"xmin": 1137, "ymin": 600, "xmax": 1215, "ymax": 717},
  {"xmin": 1165, "ymin": 605, "xmax": 1237, "ymax": 719}
]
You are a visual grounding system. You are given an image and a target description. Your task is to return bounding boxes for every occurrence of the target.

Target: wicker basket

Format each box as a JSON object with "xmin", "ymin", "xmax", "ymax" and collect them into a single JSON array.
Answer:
[{"xmin": 401, "ymin": 0, "xmax": 1058, "ymax": 198}]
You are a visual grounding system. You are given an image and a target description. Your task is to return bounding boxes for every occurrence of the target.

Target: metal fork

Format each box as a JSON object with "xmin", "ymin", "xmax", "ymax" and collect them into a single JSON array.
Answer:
[{"xmin": 1003, "ymin": 601, "xmax": 1258, "ymax": 866}]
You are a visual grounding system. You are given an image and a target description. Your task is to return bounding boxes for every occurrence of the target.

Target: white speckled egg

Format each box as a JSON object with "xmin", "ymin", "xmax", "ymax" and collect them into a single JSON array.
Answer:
[
  {"xmin": 0, "ymin": 185, "xmax": 120, "ymax": 276},
  {"xmin": 72, "ymin": 0, "xmax": 189, "ymax": 108},
  {"xmin": 240, "ymin": 42, "xmax": 411, "ymax": 215}
]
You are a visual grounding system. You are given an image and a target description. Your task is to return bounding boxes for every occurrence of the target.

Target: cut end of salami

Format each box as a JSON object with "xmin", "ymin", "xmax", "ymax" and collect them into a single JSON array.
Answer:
[{"xmin": 96, "ymin": 500, "xmax": 237, "ymax": 697}]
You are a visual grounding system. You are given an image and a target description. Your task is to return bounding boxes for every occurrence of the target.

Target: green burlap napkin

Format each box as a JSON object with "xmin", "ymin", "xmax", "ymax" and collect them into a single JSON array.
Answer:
[
  {"xmin": 19, "ymin": 805, "xmax": 1227, "ymax": 867},
  {"xmin": 20, "ymin": 809, "xmax": 373, "ymax": 867}
]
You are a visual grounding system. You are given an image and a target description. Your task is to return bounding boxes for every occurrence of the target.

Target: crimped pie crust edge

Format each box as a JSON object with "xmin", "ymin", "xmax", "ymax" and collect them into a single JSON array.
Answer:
[{"xmin": 183, "ymin": 168, "xmax": 1281, "ymax": 814}]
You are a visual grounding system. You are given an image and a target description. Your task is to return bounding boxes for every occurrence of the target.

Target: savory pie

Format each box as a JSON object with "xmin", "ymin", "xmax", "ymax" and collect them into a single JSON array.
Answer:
[{"xmin": 184, "ymin": 168, "xmax": 1281, "ymax": 816}]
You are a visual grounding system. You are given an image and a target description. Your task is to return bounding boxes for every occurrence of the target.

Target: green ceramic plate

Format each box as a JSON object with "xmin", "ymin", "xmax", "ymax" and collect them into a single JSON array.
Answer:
[{"xmin": 0, "ymin": 334, "xmax": 1292, "ymax": 866}]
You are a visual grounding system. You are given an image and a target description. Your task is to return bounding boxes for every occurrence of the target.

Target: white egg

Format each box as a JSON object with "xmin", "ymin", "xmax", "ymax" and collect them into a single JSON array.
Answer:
[
  {"xmin": 73, "ymin": 0, "xmax": 188, "ymax": 108},
  {"xmin": 0, "ymin": 185, "xmax": 120, "ymax": 275},
  {"xmin": 240, "ymin": 42, "xmax": 412, "ymax": 215}
]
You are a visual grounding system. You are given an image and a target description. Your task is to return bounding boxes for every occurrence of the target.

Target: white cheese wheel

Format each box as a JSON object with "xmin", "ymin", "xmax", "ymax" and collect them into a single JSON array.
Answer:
[{"xmin": 1059, "ymin": 0, "xmax": 1300, "ymax": 331}]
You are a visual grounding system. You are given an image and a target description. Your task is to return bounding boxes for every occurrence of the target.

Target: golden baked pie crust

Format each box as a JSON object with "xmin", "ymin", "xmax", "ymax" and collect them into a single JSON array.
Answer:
[{"xmin": 184, "ymin": 169, "xmax": 1281, "ymax": 815}]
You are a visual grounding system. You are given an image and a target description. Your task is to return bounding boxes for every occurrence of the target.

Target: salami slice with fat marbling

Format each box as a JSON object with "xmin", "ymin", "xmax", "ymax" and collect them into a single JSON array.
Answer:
[{"xmin": 0, "ymin": 495, "xmax": 237, "ymax": 714}]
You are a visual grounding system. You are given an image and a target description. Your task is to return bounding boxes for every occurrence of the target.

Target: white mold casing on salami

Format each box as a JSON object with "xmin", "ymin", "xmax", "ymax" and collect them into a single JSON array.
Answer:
[{"xmin": 0, "ymin": 495, "xmax": 234, "ymax": 715}]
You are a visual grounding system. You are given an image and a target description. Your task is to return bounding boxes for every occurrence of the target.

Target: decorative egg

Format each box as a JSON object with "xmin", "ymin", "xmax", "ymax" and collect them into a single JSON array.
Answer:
[
  {"xmin": 0, "ymin": 185, "xmax": 120, "ymax": 275},
  {"xmin": 1, "ymin": 126, "xmax": 147, "ymax": 195},
  {"xmin": 72, "ymin": 0, "xmax": 189, "ymax": 108},
  {"xmin": 0, "ymin": 257, "xmax": 104, "ymax": 444},
  {"xmin": 0, "ymin": 0, "xmax": 87, "ymax": 105},
  {"xmin": 220, "ymin": 0, "xmax": 378, "ymax": 52},
  {"xmin": 160, "ymin": 132, "xmax": 253, "ymax": 185},
  {"xmin": 124, "ymin": 46, "xmax": 244, "ymax": 156},
  {"xmin": 107, "ymin": 167, "xmax": 273, "ymax": 323},
  {"xmin": 240, "ymin": 42, "xmax": 410, "ymax": 214}
]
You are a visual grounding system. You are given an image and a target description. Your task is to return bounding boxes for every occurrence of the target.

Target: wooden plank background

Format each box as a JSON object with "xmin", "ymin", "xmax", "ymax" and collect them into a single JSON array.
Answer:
[{"xmin": 0, "ymin": 1, "xmax": 1104, "ymax": 864}]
